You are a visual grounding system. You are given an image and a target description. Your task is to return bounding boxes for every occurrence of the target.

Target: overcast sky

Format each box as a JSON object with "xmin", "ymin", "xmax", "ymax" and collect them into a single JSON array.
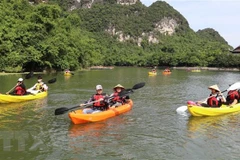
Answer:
[{"xmin": 141, "ymin": 0, "xmax": 240, "ymax": 48}]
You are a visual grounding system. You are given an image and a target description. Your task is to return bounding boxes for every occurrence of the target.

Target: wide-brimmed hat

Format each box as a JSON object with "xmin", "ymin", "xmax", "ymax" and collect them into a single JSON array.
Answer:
[
  {"xmin": 208, "ymin": 84, "xmax": 220, "ymax": 92},
  {"xmin": 113, "ymin": 84, "xmax": 125, "ymax": 90}
]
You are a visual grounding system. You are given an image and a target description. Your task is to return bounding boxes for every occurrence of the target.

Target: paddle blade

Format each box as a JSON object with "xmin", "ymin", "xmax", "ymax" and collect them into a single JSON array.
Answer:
[
  {"xmin": 227, "ymin": 82, "xmax": 240, "ymax": 91},
  {"xmin": 25, "ymin": 71, "xmax": 34, "ymax": 79},
  {"xmin": 132, "ymin": 82, "xmax": 145, "ymax": 90},
  {"xmin": 55, "ymin": 107, "xmax": 69, "ymax": 115},
  {"xmin": 48, "ymin": 78, "xmax": 57, "ymax": 84},
  {"xmin": 119, "ymin": 89, "xmax": 133, "ymax": 97}
]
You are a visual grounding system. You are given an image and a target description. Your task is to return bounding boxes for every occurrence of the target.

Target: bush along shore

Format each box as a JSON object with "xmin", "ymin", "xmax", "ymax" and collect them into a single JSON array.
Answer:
[{"xmin": 173, "ymin": 67, "xmax": 240, "ymax": 71}]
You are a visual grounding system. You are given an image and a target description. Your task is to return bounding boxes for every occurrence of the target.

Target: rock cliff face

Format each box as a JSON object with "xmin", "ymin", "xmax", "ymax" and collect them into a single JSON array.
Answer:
[
  {"xmin": 69, "ymin": 0, "xmax": 138, "ymax": 10},
  {"xmin": 106, "ymin": 17, "xmax": 179, "ymax": 46}
]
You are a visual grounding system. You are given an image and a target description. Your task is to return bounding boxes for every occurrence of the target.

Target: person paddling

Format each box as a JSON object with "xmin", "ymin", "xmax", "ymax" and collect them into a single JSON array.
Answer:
[
  {"xmin": 27, "ymin": 76, "xmax": 48, "ymax": 94},
  {"xmin": 226, "ymin": 89, "xmax": 239, "ymax": 107},
  {"xmin": 7, "ymin": 78, "xmax": 27, "ymax": 95},
  {"xmin": 81, "ymin": 85, "xmax": 109, "ymax": 114},
  {"xmin": 109, "ymin": 84, "xmax": 130, "ymax": 108},
  {"xmin": 197, "ymin": 84, "xmax": 226, "ymax": 107}
]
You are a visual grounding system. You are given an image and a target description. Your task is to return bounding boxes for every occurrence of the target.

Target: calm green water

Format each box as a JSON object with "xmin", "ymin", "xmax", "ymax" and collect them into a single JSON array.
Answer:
[{"xmin": 0, "ymin": 67, "xmax": 240, "ymax": 159}]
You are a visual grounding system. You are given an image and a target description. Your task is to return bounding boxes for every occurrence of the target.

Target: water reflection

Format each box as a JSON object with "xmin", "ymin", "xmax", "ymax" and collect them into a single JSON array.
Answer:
[
  {"xmin": 0, "ymin": 98, "xmax": 48, "ymax": 129},
  {"xmin": 187, "ymin": 112, "xmax": 240, "ymax": 138}
]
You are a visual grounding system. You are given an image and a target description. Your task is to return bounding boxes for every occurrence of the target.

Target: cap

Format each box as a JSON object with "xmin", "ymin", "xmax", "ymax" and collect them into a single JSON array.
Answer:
[
  {"xmin": 18, "ymin": 78, "xmax": 23, "ymax": 82},
  {"xmin": 96, "ymin": 85, "xmax": 103, "ymax": 90},
  {"xmin": 208, "ymin": 84, "xmax": 220, "ymax": 92}
]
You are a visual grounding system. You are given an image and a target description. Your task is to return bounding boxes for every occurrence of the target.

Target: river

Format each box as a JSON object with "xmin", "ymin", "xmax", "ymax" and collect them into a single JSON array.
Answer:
[{"xmin": 0, "ymin": 67, "xmax": 239, "ymax": 159}]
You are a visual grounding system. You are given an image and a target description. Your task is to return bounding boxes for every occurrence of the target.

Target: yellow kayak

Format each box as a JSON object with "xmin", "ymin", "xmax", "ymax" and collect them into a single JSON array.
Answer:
[
  {"xmin": 191, "ymin": 69, "xmax": 201, "ymax": 72},
  {"xmin": 0, "ymin": 92, "xmax": 48, "ymax": 103},
  {"xmin": 148, "ymin": 71, "xmax": 157, "ymax": 76},
  {"xmin": 187, "ymin": 102, "xmax": 240, "ymax": 116},
  {"xmin": 64, "ymin": 72, "xmax": 72, "ymax": 76}
]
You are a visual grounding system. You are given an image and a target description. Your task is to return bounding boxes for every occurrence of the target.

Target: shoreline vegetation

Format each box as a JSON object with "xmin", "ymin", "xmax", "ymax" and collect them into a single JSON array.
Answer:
[{"xmin": 0, "ymin": 66, "xmax": 239, "ymax": 76}]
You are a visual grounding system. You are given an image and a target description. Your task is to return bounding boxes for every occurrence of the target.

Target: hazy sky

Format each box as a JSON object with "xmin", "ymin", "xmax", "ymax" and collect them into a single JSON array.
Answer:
[{"xmin": 141, "ymin": 0, "xmax": 240, "ymax": 48}]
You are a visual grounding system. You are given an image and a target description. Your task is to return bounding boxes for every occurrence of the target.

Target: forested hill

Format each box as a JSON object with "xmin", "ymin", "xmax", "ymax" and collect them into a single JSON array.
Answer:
[{"xmin": 0, "ymin": 0, "xmax": 238, "ymax": 72}]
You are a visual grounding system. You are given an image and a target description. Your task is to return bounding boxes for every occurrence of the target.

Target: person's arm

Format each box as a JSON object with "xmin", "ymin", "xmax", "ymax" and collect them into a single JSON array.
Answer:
[
  {"xmin": 219, "ymin": 92, "xmax": 226, "ymax": 103},
  {"xmin": 229, "ymin": 99, "xmax": 238, "ymax": 106},
  {"xmin": 27, "ymin": 83, "xmax": 37, "ymax": 91}
]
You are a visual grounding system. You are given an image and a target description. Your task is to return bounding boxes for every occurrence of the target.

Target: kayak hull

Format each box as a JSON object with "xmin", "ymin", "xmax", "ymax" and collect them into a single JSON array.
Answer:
[
  {"xmin": 0, "ymin": 92, "xmax": 48, "ymax": 103},
  {"xmin": 64, "ymin": 73, "xmax": 72, "ymax": 76},
  {"xmin": 162, "ymin": 71, "xmax": 171, "ymax": 75},
  {"xmin": 148, "ymin": 72, "xmax": 157, "ymax": 76},
  {"xmin": 187, "ymin": 102, "xmax": 240, "ymax": 116},
  {"xmin": 68, "ymin": 99, "xmax": 133, "ymax": 124}
]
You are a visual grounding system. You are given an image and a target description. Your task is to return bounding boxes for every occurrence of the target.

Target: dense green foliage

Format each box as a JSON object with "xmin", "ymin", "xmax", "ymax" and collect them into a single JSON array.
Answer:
[{"xmin": 0, "ymin": 0, "xmax": 239, "ymax": 72}]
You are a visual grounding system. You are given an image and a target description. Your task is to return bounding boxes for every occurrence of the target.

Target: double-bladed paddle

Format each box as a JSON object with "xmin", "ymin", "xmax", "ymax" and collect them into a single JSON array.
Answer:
[
  {"xmin": 118, "ymin": 82, "xmax": 146, "ymax": 97},
  {"xmin": 54, "ymin": 82, "xmax": 146, "ymax": 115}
]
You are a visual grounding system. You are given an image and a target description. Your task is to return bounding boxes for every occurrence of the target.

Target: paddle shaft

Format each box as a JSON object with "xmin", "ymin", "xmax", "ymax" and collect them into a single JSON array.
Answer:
[{"xmin": 6, "ymin": 84, "xmax": 18, "ymax": 94}]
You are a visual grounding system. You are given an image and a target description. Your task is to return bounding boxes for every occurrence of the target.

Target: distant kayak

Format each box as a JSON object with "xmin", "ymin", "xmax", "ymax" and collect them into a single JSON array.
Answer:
[
  {"xmin": 64, "ymin": 72, "xmax": 72, "ymax": 76},
  {"xmin": 0, "ymin": 92, "xmax": 48, "ymax": 103},
  {"xmin": 187, "ymin": 101, "xmax": 240, "ymax": 116},
  {"xmin": 148, "ymin": 71, "xmax": 157, "ymax": 76},
  {"xmin": 191, "ymin": 69, "xmax": 201, "ymax": 72},
  {"xmin": 68, "ymin": 99, "xmax": 133, "ymax": 124},
  {"xmin": 162, "ymin": 71, "xmax": 171, "ymax": 75}
]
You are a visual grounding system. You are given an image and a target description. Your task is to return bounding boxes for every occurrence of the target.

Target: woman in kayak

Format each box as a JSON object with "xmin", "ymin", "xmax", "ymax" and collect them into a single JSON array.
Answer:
[
  {"xmin": 197, "ymin": 84, "xmax": 226, "ymax": 107},
  {"xmin": 27, "ymin": 76, "xmax": 48, "ymax": 94},
  {"xmin": 226, "ymin": 89, "xmax": 240, "ymax": 106},
  {"xmin": 109, "ymin": 84, "xmax": 130, "ymax": 108},
  {"xmin": 81, "ymin": 85, "xmax": 109, "ymax": 114}
]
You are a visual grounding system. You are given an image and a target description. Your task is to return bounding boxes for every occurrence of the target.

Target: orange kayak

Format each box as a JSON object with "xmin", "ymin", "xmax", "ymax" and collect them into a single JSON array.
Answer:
[
  {"xmin": 68, "ymin": 99, "xmax": 133, "ymax": 124},
  {"xmin": 162, "ymin": 71, "xmax": 171, "ymax": 75}
]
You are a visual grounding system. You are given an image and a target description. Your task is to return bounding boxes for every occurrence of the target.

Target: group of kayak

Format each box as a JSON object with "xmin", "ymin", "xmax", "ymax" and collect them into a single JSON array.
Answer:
[
  {"xmin": 186, "ymin": 83, "xmax": 240, "ymax": 116},
  {"xmin": 0, "ymin": 76, "xmax": 48, "ymax": 103},
  {"xmin": 148, "ymin": 68, "xmax": 171, "ymax": 76}
]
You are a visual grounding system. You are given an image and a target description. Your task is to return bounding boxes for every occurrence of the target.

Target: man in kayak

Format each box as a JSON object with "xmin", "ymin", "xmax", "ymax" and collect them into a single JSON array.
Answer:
[
  {"xmin": 81, "ymin": 85, "xmax": 109, "ymax": 114},
  {"xmin": 8, "ymin": 78, "xmax": 27, "ymax": 95},
  {"xmin": 27, "ymin": 76, "xmax": 48, "ymax": 94},
  {"xmin": 197, "ymin": 84, "xmax": 226, "ymax": 107},
  {"xmin": 109, "ymin": 84, "xmax": 130, "ymax": 108}
]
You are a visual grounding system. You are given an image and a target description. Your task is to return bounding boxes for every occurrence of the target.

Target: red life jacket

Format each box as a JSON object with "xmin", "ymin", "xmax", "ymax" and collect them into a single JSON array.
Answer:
[
  {"xmin": 93, "ymin": 93, "xmax": 106, "ymax": 107},
  {"xmin": 112, "ymin": 92, "xmax": 122, "ymax": 102},
  {"xmin": 15, "ymin": 86, "xmax": 26, "ymax": 95},
  {"xmin": 207, "ymin": 96, "xmax": 219, "ymax": 107},
  {"xmin": 227, "ymin": 90, "xmax": 239, "ymax": 102}
]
